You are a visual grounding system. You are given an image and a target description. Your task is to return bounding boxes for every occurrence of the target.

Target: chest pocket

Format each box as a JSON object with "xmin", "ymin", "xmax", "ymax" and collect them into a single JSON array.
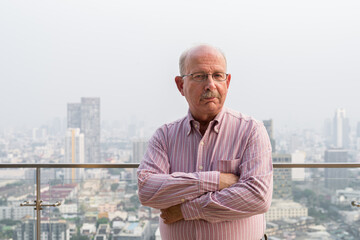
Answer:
[{"xmin": 216, "ymin": 159, "xmax": 241, "ymax": 176}]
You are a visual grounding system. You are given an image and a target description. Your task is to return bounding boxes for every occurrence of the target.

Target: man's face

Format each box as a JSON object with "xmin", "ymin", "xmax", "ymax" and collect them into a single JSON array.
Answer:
[{"xmin": 175, "ymin": 46, "xmax": 231, "ymax": 122}]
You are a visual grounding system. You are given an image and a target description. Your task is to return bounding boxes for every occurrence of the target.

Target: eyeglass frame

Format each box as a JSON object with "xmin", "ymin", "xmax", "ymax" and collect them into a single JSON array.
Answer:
[{"xmin": 181, "ymin": 72, "xmax": 229, "ymax": 83}]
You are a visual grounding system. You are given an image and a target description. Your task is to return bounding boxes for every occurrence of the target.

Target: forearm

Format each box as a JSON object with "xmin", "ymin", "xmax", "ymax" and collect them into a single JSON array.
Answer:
[
  {"xmin": 137, "ymin": 128, "xmax": 220, "ymax": 209},
  {"xmin": 177, "ymin": 121, "xmax": 274, "ymax": 223},
  {"xmin": 138, "ymin": 170, "xmax": 220, "ymax": 209},
  {"xmin": 181, "ymin": 173, "xmax": 273, "ymax": 223}
]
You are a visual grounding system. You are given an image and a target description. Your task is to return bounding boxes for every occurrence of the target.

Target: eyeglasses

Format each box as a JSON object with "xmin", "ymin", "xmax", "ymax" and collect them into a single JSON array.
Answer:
[{"xmin": 181, "ymin": 72, "xmax": 228, "ymax": 82}]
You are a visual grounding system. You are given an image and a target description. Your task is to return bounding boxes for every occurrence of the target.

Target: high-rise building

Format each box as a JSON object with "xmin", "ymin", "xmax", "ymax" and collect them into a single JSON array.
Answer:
[
  {"xmin": 133, "ymin": 140, "xmax": 148, "ymax": 163},
  {"xmin": 291, "ymin": 150, "xmax": 306, "ymax": 181},
  {"xmin": 333, "ymin": 108, "xmax": 350, "ymax": 148},
  {"xmin": 132, "ymin": 140, "xmax": 148, "ymax": 178},
  {"xmin": 263, "ymin": 119, "xmax": 276, "ymax": 153},
  {"xmin": 67, "ymin": 103, "xmax": 81, "ymax": 129},
  {"xmin": 16, "ymin": 219, "xmax": 68, "ymax": 240},
  {"xmin": 67, "ymin": 97, "xmax": 100, "ymax": 163},
  {"xmin": 81, "ymin": 98, "xmax": 100, "ymax": 163},
  {"xmin": 323, "ymin": 118, "xmax": 333, "ymax": 146},
  {"xmin": 325, "ymin": 148, "xmax": 348, "ymax": 190},
  {"xmin": 272, "ymin": 153, "xmax": 292, "ymax": 200},
  {"xmin": 357, "ymin": 122, "xmax": 360, "ymax": 150},
  {"xmin": 64, "ymin": 128, "xmax": 84, "ymax": 183}
]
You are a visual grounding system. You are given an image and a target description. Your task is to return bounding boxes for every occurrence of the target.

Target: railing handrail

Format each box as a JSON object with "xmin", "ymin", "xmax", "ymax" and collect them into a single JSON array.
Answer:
[
  {"xmin": 0, "ymin": 163, "xmax": 140, "ymax": 168},
  {"xmin": 0, "ymin": 163, "xmax": 360, "ymax": 168}
]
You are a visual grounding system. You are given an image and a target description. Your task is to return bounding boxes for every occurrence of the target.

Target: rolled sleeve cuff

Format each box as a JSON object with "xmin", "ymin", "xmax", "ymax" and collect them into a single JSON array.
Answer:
[
  {"xmin": 181, "ymin": 198, "xmax": 205, "ymax": 220},
  {"xmin": 198, "ymin": 171, "xmax": 220, "ymax": 194}
]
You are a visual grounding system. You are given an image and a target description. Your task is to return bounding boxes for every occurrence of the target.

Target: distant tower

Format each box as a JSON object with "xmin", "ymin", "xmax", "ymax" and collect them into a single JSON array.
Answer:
[
  {"xmin": 81, "ymin": 98, "xmax": 100, "ymax": 163},
  {"xmin": 67, "ymin": 103, "xmax": 81, "ymax": 128},
  {"xmin": 325, "ymin": 148, "xmax": 348, "ymax": 190},
  {"xmin": 291, "ymin": 151, "xmax": 306, "ymax": 181},
  {"xmin": 133, "ymin": 140, "xmax": 148, "ymax": 163},
  {"xmin": 357, "ymin": 122, "xmax": 360, "ymax": 150},
  {"xmin": 263, "ymin": 119, "xmax": 276, "ymax": 153},
  {"xmin": 132, "ymin": 140, "xmax": 148, "ymax": 178},
  {"xmin": 67, "ymin": 98, "xmax": 100, "ymax": 163},
  {"xmin": 323, "ymin": 118, "xmax": 333, "ymax": 147},
  {"xmin": 272, "ymin": 153, "xmax": 292, "ymax": 200},
  {"xmin": 333, "ymin": 108, "xmax": 350, "ymax": 148},
  {"xmin": 64, "ymin": 128, "xmax": 84, "ymax": 183}
]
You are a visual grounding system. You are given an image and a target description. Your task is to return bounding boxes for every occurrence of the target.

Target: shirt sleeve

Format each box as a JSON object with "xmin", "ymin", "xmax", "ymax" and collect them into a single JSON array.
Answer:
[
  {"xmin": 137, "ymin": 127, "xmax": 220, "ymax": 209},
  {"xmin": 181, "ymin": 123, "xmax": 273, "ymax": 223}
]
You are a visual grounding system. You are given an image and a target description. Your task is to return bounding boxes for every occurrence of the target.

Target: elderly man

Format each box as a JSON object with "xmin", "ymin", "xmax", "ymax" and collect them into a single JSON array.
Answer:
[{"xmin": 137, "ymin": 44, "xmax": 273, "ymax": 240}]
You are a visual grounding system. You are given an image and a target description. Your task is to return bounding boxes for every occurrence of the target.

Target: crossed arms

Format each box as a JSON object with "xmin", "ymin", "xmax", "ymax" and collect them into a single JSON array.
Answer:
[
  {"xmin": 159, "ymin": 173, "xmax": 240, "ymax": 224},
  {"xmin": 137, "ymin": 124, "xmax": 273, "ymax": 224}
]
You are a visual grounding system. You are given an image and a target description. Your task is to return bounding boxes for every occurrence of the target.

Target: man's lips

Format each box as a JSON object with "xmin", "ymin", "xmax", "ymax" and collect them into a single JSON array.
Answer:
[{"xmin": 201, "ymin": 97, "xmax": 217, "ymax": 102}]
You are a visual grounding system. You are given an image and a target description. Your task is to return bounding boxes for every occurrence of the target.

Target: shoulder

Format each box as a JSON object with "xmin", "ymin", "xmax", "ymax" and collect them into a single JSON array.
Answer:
[
  {"xmin": 150, "ymin": 115, "xmax": 188, "ymax": 142},
  {"xmin": 158, "ymin": 115, "xmax": 187, "ymax": 133},
  {"xmin": 222, "ymin": 107, "xmax": 264, "ymax": 129},
  {"xmin": 222, "ymin": 108, "xmax": 271, "ymax": 150}
]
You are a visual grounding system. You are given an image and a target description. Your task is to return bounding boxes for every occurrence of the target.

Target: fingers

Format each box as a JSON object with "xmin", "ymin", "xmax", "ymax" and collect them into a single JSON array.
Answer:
[
  {"xmin": 160, "ymin": 210, "xmax": 171, "ymax": 224},
  {"xmin": 219, "ymin": 173, "xmax": 239, "ymax": 190},
  {"xmin": 160, "ymin": 211, "xmax": 167, "ymax": 220},
  {"xmin": 160, "ymin": 206, "xmax": 183, "ymax": 224},
  {"xmin": 160, "ymin": 212, "xmax": 171, "ymax": 224}
]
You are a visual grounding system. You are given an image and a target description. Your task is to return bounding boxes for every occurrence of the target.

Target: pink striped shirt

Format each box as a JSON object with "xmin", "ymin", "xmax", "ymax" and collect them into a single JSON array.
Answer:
[{"xmin": 137, "ymin": 107, "xmax": 273, "ymax": 240}]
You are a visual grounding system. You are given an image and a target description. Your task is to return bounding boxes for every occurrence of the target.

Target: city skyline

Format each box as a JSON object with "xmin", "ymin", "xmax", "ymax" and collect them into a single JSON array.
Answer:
[
  {"xmin": 0, "ymin": 1, "xmax": 359, "ymax": 131},
  {"xmin": 1, "ymin": 1, "xmax": 360, "ymax": 239}
]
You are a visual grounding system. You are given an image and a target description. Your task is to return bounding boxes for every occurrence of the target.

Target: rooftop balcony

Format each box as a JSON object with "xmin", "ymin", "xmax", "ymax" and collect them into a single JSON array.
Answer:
[{"xmin": 1, "ymin": 163, "xmax": 360, "ymax": 240}]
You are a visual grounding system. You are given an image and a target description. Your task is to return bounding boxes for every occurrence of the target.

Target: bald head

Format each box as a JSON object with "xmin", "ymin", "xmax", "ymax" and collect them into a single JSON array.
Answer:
[{"xmin": 179, "ymin": 44, "xmax": 227, "ymax": 76}]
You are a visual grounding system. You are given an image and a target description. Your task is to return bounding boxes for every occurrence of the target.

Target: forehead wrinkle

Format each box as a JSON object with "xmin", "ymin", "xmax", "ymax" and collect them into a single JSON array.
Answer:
[
  {"xmin": 185, "ymin": 55, "xmax": 226, "ymax": 75},
  {"xmin": 184, "ymin": 45, "xmax": 227, "ymax": 74}
]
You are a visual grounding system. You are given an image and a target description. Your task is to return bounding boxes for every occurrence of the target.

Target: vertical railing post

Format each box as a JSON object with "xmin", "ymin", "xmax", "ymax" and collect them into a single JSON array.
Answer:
[{"xmin": 36, "ymin": 167, "xmax": 41, "ymax": 240}]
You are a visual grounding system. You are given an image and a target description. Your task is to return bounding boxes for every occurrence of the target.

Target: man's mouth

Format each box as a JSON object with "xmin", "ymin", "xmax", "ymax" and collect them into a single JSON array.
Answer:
[{"xmin": 200, "ymin": 91, "xmax": 219, "ymax": 100}]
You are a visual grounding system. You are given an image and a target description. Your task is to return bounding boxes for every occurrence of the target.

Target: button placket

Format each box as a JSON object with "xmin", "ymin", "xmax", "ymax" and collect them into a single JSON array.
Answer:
[{"xmin": 197, "ymin": 135, "xmax": 208, "ymax": 172}]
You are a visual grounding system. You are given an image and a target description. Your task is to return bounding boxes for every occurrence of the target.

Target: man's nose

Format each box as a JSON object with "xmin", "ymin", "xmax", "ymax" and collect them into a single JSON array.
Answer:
[{"xmin": 204, "ymin": 75, "xmax": 216, "ymax": 90}]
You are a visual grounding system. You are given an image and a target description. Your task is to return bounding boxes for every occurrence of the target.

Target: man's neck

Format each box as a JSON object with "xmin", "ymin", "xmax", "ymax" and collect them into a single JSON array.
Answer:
[
  {"xmin": 191, "ymin": 110, "xmax": 221, "ymax": 135},
  {"xmin": 199, "ymin": 122, "xmax": 209, "ymax": 135}
]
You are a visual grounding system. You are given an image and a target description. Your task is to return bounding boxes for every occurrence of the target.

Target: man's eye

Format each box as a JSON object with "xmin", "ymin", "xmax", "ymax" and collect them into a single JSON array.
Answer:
[
  {"xmin": 193, "ymin": 74, "xmax": 205, "ymax": 80},
  {"xmin": 213, "ymin": 73, "xmax": 224, "ymax": 79}
]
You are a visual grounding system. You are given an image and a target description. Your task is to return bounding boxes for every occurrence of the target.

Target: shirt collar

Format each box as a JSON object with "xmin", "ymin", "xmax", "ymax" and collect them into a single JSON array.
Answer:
[{"xmin": 185, "ymin": 107, "xmax": 227, "ymax": 135}]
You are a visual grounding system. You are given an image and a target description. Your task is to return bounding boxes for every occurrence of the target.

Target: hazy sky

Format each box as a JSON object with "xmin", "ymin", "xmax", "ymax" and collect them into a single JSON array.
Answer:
[{"xmin": 1, "ymin": 0, "xmax": 359, "ymax": 131}]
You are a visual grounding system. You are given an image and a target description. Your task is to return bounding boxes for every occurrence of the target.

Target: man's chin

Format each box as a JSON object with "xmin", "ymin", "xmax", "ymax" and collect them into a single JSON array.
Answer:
[{"xmin": 202, "ymin": 105, "xmax": 222, "ymax": 115}]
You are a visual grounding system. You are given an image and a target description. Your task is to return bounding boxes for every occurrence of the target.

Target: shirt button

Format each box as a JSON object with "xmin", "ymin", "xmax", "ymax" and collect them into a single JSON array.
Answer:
[
  {"xmin": 199, "ymin": 166, "xmax": 203, "ymax": 170},
  {"xmin": 181, "ymin": 199, "xmax": 185, "ymax": 202},
  {"xmin": 200, "ymin": 141, "xmax": 204, "ymax": 146}
]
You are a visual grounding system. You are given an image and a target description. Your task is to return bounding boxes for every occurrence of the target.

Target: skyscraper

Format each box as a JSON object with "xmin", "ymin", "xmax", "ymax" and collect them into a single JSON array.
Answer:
[
  {"xmin": 64, "ymin": 128, "xmax": 84, "ymax": 183},
  {"xmin": 333, "ymin": 108, "xmax": 350, "ymax": 148},
  {"xmin": 81, "ymin": 98, "xmax": 100, "ymax": 163},
  {"xmin": 272, "ymin": 153, "xmax": 292, "ymax": 200},
  {"xmin": 16, "ymin": 219, "xmax": 67, "ymax": 240},
  {"xmin": 133, "ymin": 140, "xmax": 148, "ymax": 163},
  {"xmin": 325, "ymin": 148, "xmax": 348, "ymax": 190},
  {"xmin": 132, "ymin": 140, "xmax": 148, "ymax": 179},
  {"xmin": 357, "ymin": 122, "xmax": 360, "ymax": 150},
  {"xmin": 263, "ymin": 119, "xmax": 276, "ymax": 153},
  {"xmin": 67, "ymin": 103, "xmax": 81, "ymax": 129},
  {"xmin": 291, "ymin": 150, "xmax": 306, "ymax": 181},
  {"xmin": 67, "ymin": 97, "xmax": 100, "ymax": 163}
]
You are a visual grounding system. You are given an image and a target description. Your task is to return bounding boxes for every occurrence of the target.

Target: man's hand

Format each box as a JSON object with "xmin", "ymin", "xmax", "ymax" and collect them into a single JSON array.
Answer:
[
  {"xmin": 219, "ymin": 173, "xmax": 239, "ymax": 190},
  {"xmin": 160, "ymin": 204, "xmax": 184, "ymax": 224}
]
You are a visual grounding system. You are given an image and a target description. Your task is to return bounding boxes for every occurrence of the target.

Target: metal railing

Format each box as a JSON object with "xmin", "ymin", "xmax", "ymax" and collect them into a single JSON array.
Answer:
[
  {"xmin": 0, "ymin": 163, "xmax": 138, "ymax": 240},
  {"xmin": 3, "ymin": 162, "xmax": 360, "ymax": 169},
  {"xmin": 1, "ymin": 162, "xmax": 360, "ymax": 240}
]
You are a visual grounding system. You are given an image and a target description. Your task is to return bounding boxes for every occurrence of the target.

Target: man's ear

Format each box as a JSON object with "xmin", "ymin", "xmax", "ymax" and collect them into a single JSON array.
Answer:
[
  {"xmin": 226, "ymin": 74, "xmax": 231, "ymax": 88},
  {"xmin": 175, "ymin": 76, "xmax": 185, "ymax": 96}
]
